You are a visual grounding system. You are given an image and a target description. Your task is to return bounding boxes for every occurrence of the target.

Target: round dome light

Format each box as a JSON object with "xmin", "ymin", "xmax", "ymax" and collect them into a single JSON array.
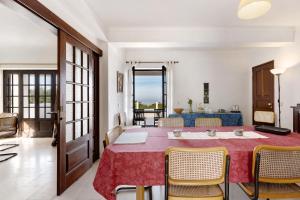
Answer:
[{"xmin": 238, "ymin": 0, "xmax": 272, "ymax": 20}]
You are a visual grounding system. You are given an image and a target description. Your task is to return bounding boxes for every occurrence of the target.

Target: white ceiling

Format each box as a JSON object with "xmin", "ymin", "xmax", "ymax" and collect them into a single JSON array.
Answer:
[
  {"xmin": 1, "ymin": 0, "xmax": 299, "ymax": 52},
  {"xmin": 0, "ymin": 3, "xmax": 57, "ymax": 63},
  {"xmin": 86, "ymin": 0, "xmax": 300, "ymax": 29},
  {"xmin": 0, "ymin": 3, "xmax": 56, "ymax": 48}
]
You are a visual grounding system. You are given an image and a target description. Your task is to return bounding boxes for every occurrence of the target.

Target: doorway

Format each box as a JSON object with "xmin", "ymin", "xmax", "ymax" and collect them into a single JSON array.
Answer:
[
  {"xmin": 3, "ymin": 70, "xmax": 57, "ymax": 137},
  {"xmin": 252, "ymin": 60, "xmax": 274, "ymax": 124},
  {"xmin": 132, "ymin": 66, "xmax": 167, "ymax": 127},
  {"xmin": 0, "ymin": 0, "xmax": 101, "ymax": 196}
]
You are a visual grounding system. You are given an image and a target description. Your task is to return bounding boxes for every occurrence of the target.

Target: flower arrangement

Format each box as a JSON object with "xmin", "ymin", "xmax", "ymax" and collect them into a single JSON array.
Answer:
[{"xmin": 187, "ymin": 98, "xmax": 193, "ymax": 113}]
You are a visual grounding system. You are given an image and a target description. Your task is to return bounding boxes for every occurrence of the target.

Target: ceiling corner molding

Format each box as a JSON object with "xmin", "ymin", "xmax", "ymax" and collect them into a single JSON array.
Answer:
[{"xmin": 107, "ymin": 26, "xmax": 296, "ymax": 49}]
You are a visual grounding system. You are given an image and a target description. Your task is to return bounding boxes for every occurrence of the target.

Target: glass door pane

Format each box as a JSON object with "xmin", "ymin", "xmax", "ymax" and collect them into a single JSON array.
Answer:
[
  {"xmin": 4, "ymin": 73, "xmax": 20, "ymax": 114},
  {"xmin": 23, "ymin": 73, "xmax": 35, "ymax": 119},
  {"xmin": 38, "ymin": 73, "xmax": 53, "ymax": 119},
  {"xmin": 64, "ymin": 42, "xmax": 91, "ymax": 141}
]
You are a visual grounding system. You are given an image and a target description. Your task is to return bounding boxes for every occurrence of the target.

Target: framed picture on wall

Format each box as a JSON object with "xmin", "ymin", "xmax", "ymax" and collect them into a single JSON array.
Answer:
[{"xmin": 117, "ymin": 71, "xmax": 124, "ymax": 93}]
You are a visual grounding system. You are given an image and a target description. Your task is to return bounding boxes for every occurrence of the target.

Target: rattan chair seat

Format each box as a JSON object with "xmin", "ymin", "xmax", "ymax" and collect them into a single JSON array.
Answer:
[
  {"xmin": 168, "ymin": 184, "xmax": 223, "ymax": 200},
  {"xmin": 239, "ymin": 182, "xmax": 300, "ymax": 199}
]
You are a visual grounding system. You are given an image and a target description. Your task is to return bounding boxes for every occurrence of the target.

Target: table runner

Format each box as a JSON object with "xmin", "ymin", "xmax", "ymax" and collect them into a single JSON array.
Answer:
[
  {"xmin": 93, "ymin": 126, "xmax": 300, "ymax": 200},
  {"xmin": 168, "ymin": 131, "xmax": 268, "ymax": 140},
  {"xmin": 114, "ymin": 132, "xmax": 148, "ymax": 144}
]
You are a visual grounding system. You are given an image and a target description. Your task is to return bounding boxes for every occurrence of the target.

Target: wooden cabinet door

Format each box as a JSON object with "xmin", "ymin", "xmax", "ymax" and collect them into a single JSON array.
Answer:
[
  {"xmin": 252, "ymin": 61, "xmax": 274, "ymax": 124},
  {"xmin": 57, "ymin": 30, "xmax": 94, "ymax": 194}
]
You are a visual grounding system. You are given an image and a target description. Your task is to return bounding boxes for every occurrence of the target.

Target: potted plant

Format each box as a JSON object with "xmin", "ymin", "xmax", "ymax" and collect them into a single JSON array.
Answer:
[{"xmin": 188, "ymin": 98, "xmax": 193, "ymax": 113}]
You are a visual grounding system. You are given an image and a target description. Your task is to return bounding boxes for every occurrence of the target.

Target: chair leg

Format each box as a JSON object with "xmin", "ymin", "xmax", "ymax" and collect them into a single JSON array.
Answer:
[
  {"xmin": 0, "ymin": 144, "xmax": 19, "ymax": 151},
  {"xmin": 0, "ymin": 153, "xmax": 17, "ymax": 162},
  {"xmin": 147, "ymin": 186, "xmax": 152, "ymax": 200},
  {"xmin": 116, "ymin": 186, "xmax": 137, "ymax": 193},
  {"xmin": 116, "ymin": 186, "xmax": 152, "ymax": 200}
]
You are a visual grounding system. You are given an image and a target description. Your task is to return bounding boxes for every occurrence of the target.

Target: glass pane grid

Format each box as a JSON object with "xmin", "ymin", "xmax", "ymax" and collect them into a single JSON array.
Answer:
[
  {"xmin": 65, "ymin": 44, "xmax": 93, "ymax": 142},
  {"xmin": 4, "ymin": 73, "xmax": 20, "ymax": 114},
  {"xmin": 5, "ymin": 71, "xmax": 55, "ymax": 120},
  {"xmin": 23, "ymin": 74, "xmax": 35, "ymax": 119},
  {"xmin": 38, "ymin": 73, "xmax": 53, "ymax": 119}
]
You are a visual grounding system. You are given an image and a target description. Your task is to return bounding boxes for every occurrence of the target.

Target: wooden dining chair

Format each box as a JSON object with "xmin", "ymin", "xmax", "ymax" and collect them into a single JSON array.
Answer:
[
  {"xmin": 103, "ymin": 125, "xmax": 153, "ymax": 199},
  {"xmin": 165, "ymin": 147, "xmax": 230, "ymax": 200},
  {"xmin": 158, "ymin": 118, "xmax": 184, "ymax": 128},
  {"xmin": 103, "ymin": 125, "xmax": 123, "ymax": 148},
  {"xmin": 117, "ymin": 112, "xmax": 142, "ymax": 130},
  {"xmin": 195, "ymin": 117, "xmax": 222, "ymax": 127},
  {"xmin": 238, "ymin": 145, "xmax": 300, "ymax": 200},
  {"xmin": 253, "ymin": 111, "xmax": 275, "ymax": 126}
]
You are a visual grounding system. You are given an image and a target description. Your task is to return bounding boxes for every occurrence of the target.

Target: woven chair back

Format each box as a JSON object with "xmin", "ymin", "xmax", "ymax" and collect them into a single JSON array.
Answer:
[
  {"xmin": 195, "ymin": 118, "xmax": 222, "ymax": 127},
  {"xmin": 166, "ymin": 147, "xmax": 228, "ymax": 185},
  {"xmin": 158, "ymin": 118, "xmax": 184, "ymax": 128},
  {"xmin": 253, "ymin": 145, "xmax": 300, "ymax": 183},
  {"xmin": 105, "ymin": 126, "xmax": 123, "ymax": 145}
]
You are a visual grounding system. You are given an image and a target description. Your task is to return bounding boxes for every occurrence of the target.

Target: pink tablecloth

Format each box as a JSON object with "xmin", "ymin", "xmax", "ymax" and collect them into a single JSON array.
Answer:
[{"xmin": 93, "ymin": 126, "xmax": 300, "ymax": 200}]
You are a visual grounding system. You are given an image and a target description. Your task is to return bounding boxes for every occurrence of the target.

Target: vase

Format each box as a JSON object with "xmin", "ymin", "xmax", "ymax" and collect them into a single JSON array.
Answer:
[{"xmin": 189, "ymin": 104, "xmax": 193, "ymax": 113}]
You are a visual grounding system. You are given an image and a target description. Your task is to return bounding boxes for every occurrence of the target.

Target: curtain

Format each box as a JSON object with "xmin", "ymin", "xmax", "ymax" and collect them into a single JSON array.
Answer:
[{"xmin": 165, "ymin": 61, "xmax": 174, "ymax": 116}]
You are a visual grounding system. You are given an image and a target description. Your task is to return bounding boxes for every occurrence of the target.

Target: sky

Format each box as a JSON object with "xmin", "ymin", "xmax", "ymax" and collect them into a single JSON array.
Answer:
[{"xmin": 135, "ymin": 75, "xmax": 162, "ymax": 104}]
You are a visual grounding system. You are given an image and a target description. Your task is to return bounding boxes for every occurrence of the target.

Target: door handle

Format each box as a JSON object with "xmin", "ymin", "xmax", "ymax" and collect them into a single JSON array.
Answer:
[{"xmin": 267, "ymin": 103, "xmax": 272, "ymax": 106}]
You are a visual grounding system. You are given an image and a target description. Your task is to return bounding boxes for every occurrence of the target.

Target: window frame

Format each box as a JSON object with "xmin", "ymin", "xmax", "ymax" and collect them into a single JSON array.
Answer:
[{"xmin": 3, "ymin": 70, "xmax": 57, "ymax": 121}]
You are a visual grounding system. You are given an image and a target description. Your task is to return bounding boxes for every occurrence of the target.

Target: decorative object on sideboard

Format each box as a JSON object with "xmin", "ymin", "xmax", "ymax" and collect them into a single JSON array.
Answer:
[
  {"xmin": 291, "ymin": 104, "xmax": 300, "ymax": 133},
  {"xmin": 231, "ymin": 105, "xmax": 240, "ymax": 113},
  {"xmin": 197, "ymin": 103, "xmax": 205, "ymax": 113},
  {"xmin": 204, "ymin": 107, "xmax": 213, "ymax": 114},
  {"xmin": 218, "ymin": 109, "xmax": 226, "ymax": 113},
  {"xmin": 203, "ymin": 83, "xmax": 209, "ymax": 104},
  {"xmin": 173, "ymin": 108, "xmax": 184, "ymax": 114},
  {"xmin": 117, "ymin": 71, "xmax": 124, "ymax": 93},
  {"xmin": 270, "ymin": 68, "xmax": 286, "ymax": 127},
  {"xmin": 187, "ymin": 99, "xmax": 193, "ymax": 113}
]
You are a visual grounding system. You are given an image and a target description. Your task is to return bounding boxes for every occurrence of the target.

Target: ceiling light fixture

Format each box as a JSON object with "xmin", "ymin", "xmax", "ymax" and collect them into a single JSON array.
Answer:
[{"xmin": 238, "ymin": 0, "xmax": 272, "ymax": 20}]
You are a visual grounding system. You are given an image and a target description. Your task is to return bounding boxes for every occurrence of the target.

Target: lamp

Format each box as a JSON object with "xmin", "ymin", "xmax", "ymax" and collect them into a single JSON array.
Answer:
[
  {"xmin": 238, "ymin": 0, "xmax": 272, "ymax": 20},
  {"xmin": 270, "ymin": 68, "xmax": 286, "ymax": 127}
]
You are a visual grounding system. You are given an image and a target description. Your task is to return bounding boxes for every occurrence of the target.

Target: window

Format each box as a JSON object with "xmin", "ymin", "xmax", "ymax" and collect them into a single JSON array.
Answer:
[
  {"xmin": 132, "ymin": 66, "xmax": 167, "ymax": 126},
  {"xmin": 4, "ymin": 70, "xmax": 56, "ymax": 120},
  {"xmin": 5, "ymin": 73, "xmax": 20, "ymax": 113},
  {"xmin": 22, "ymin": 73, "xmax": 36, "ymax": 118}
]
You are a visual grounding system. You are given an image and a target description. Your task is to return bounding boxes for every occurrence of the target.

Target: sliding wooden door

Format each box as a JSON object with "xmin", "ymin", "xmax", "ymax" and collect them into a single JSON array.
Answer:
[{"xmin": 57, "ymin": 30, "xmax": 95, "ymax": 194}]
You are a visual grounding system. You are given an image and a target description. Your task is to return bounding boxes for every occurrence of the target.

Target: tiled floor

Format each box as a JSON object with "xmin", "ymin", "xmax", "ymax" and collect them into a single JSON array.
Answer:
[{"xmin": 0, "ymin": 138, "xmax": 299, "ymax": 200}]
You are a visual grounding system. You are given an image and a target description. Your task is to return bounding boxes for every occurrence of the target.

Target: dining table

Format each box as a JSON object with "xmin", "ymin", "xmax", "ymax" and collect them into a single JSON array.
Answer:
[{"xmin": 93, "ymin": 126, "xmax": 300, "ymax": 200}]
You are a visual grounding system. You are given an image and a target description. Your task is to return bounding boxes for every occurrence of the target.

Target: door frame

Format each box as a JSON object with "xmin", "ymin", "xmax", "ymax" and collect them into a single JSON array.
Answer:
[
  {"xmin": 132, "ymin": 67, "xmax": 167, "ymax": 126},
  {"xmin": 2, "ymin": 0, "xmax": 102, "ymax": 195},
  {"xmin": 3, "ymin": 70, "xmax": 57, "ymax": 137},
  {"xmin": 252, "ymin": 60, "xmax": 275, "ymax": 124}
]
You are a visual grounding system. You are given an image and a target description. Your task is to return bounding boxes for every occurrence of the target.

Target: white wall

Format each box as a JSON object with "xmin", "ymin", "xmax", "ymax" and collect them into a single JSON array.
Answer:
[
  {"xmin": 125, "ymin": 39, "xmax": 300, "ymax": 129},
  {"xmin": 125, "ymin": 48, "xmax": 283, "ymax": 126},
  {"xmin": 243, "ymin": 27, "xmax": 300, "ymax": 129},
  {"xmin": 275, "ymin": 28, "xmax": 300, "ymax": 129},
  {"xmin": 98, "ymin": 42, "xmax": 109, "ymax": 153},
  {"xmin": 107, "ymin": 44, "xmax": 125, "ymax": 129}
]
